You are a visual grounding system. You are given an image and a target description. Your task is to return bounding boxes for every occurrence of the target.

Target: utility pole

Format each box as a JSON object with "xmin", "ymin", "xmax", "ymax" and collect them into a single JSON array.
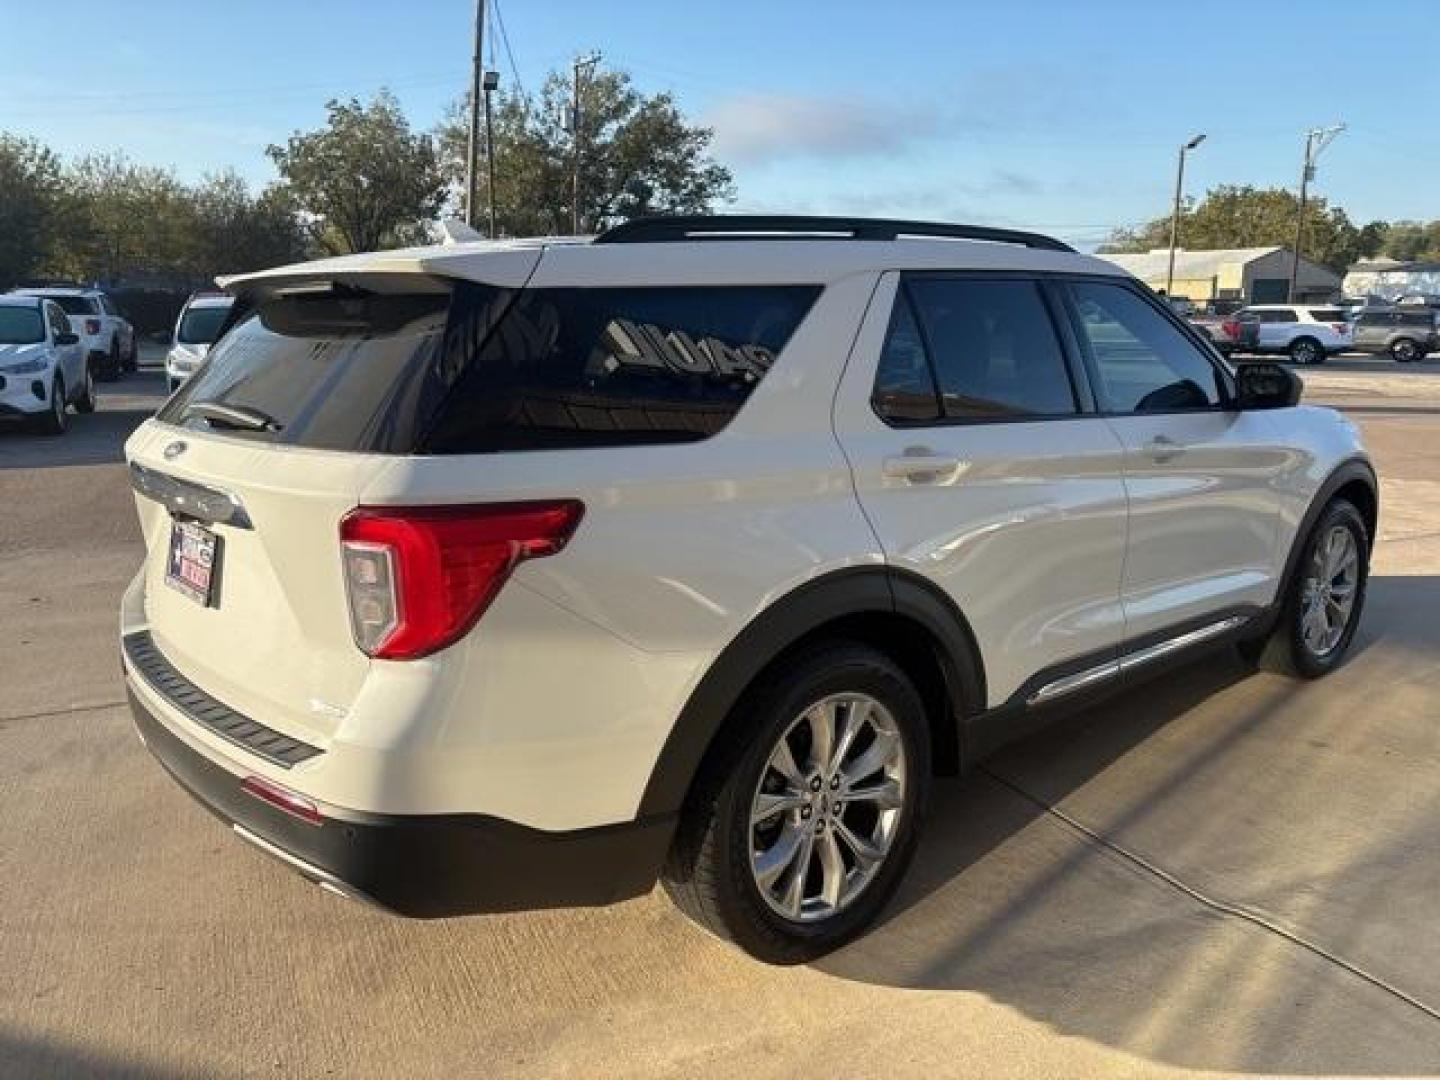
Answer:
[
  {"xmin": 570, "ymin": 52, "xmax": 601, "ymax": 235},
  {"xmin": 465, "ymin": 0, "xmax": 487, "ymax": 229},
  {"xmin": 1288, "ymin": 123, "xmax": 1345, "ymax": 302},
  {"xmin": 1165, "ymin": 133, "xmax": 1206, "ymax": 299},
  {"xmin": 483, "ymin": 70, "xmax": 499, "ymax": 238}
]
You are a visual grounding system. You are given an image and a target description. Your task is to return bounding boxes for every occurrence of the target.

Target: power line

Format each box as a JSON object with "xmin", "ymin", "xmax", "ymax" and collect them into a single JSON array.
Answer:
[{"xmin": 491, "ymin": 0, "xmax": 526, "ymax": 101}]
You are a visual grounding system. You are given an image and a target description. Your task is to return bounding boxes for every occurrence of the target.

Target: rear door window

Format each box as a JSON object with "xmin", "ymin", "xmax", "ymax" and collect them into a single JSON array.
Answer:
[
  {"xmin": 899, "ymin": 277, "xmax": 1078, "ymax": 419},
  {"xmin": 51, "ymin": 296, "xmax": 98, "ymax": 316},
  {"xmin": 421, "ymin": 285, "xmax": 820, "ymax": 453},
  {"xmin": 1308, "ymin": 309, "xmax": 1344, "ymax": 321}
]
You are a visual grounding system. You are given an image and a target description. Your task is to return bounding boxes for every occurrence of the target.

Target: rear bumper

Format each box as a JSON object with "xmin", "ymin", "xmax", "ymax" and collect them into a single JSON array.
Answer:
[{"xmin": 126, "ymin": 683, "xmax": 674, "ymax": 917}]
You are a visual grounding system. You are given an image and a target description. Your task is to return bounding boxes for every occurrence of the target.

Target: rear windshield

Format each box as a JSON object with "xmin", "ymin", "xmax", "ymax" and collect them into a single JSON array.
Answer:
[
  {"xmin": 0, "ymin": 307, "xmax": 45, "ymax": 344},
  {"xmin": 177, "ymin": 304, "xmax": 233, "ymax": 344},
  {"xmin": 49, "ymin": 296, "xmax": 98, "ymax": 315},
  {"xmin": 1308, "ymin": 309, "xmax": 1344, "ymax": 321},
  {"xmin": 157, "ymin": 281, "xmax": 819, "ymax": 454}
]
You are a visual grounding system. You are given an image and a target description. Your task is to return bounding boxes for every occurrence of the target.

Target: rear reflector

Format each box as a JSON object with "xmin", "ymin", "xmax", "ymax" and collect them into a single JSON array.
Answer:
[
  {"xmin": 339, "ymin": 500, "xmax": 584, "ymax": 660},
  {"xmin": 241, "ymin": 775, "xmax": 324, "ymax": 826}
]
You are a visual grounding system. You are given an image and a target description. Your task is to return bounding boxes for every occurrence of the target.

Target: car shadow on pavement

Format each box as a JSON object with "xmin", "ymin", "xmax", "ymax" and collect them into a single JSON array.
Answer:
[
  {"xmin": 820, "ymin": 574, "xmax": 1440, "ymax": 1075},
  {"xmin": 0, "ymin": 406, "xmax": 156, "ymax": 470},
  {"xmin": 0, "ymin": 1028, "xmax": 194, "ymax": 1079}
]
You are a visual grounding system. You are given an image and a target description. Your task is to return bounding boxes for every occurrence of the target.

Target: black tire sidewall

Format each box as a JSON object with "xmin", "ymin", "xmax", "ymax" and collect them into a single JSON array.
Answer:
[
  {"xmin": 1282, "ymin": 501, "xmax": 1368, "ymax": 677},
  {"xmin": 1290, "ymin": 338, "xmax": 1321, "ymax": 364},
  {"xmin": 707, "ymin": 645, "xmax": 931, "ymax": 962},
  {"xmin": 1392, "ymin": 339, "xmax": 1417, "ymax": 363}
]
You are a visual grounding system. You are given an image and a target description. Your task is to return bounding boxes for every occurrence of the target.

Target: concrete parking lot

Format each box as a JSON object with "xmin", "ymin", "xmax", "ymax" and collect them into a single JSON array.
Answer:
[{"xmin": 3, "ymin": 361, "xmax": 1440, "ymax": 1078}]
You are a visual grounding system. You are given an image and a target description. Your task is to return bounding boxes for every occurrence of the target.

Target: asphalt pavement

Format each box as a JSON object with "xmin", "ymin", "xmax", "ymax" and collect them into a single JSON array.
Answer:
[{"xmin": 3, "ymin": 362, "xmax": 1440, "ymax": 1078}]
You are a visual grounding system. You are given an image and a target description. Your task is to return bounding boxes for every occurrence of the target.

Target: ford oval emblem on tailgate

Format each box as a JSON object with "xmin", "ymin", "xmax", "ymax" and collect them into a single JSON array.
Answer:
[{"xmin": 163, "ymin": 440, "xmax": 187, "ymax": 460}]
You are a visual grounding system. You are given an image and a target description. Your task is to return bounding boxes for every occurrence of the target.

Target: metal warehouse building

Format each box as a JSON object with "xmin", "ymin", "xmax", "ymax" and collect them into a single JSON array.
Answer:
[
  {"xmin": 1096, "ymin": 247, "xmax": 1342, "ymax": 304},
  {"xmin": 1343, "ymin": 259, "xmax": 1440, "ymax": 302}
]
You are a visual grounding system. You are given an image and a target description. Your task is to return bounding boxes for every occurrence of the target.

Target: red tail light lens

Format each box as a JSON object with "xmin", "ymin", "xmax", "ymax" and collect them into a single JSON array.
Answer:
[
  {"xmin": 1331, "ymin": 323, "xmax": 1349, "ymax": 335},
  {"xmin": 339, "ymin": 501, "xmax": 584, "ymax": 660},
  {"xmin": 1221, "ymin": 319, "xmax": 1241, "ymax": 340},
  {"xmin": 84, "ymin": 318, "xmax": 101, "ymax": 335},
  {"xmin": 241, "ymin": 775, "xmax": 324, "ymax": 826}
]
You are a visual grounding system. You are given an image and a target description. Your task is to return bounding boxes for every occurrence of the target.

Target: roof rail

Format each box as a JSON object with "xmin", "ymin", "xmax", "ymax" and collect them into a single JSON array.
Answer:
[{"xmin": 593, "ymin": 215, "xmax": 1074, "ymax": 252}]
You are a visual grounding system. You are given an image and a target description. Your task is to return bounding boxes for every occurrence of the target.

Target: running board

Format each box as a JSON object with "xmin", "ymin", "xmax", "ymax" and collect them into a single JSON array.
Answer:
[{"xmin": 1027, "ymin": 615, "xmax": 1251, "ymax": 707}]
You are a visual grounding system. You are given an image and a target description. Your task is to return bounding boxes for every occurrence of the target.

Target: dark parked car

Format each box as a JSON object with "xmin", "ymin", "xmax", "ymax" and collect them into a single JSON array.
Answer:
[{"xmin": 1350, "ymin": 307, "xmax": 1439, "ymax": 362}]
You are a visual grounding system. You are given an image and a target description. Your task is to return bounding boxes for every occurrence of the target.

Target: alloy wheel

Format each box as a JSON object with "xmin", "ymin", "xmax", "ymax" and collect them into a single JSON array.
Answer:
[
  {"xmin": 1300, "ymin": 524, "xmax": 1359, "ymax": 657},
  {"xmin": 749, "ymin": 693, "xmax": 907, "ymax": 923}
]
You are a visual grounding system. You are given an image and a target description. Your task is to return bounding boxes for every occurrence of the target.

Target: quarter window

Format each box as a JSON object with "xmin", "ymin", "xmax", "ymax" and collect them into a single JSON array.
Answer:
[
  {"xmin": 1069, "ymin": 281, "xmax": 1223, "ymax": 413},
  {"xmin": 871, "ymin": 292, "xmax": 940, "ymax": 422},
  {"xmin": 901, "ymin": 278, "xmax": 1077, "ymax": 419}
]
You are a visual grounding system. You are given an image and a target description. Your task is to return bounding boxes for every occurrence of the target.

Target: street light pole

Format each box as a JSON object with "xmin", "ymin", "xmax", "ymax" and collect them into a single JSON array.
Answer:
[
  {"xmin": 465, "ymin": 0, "xmax": 487, "ymax": 229},
  {"xmin": 1166, "ymin": 133, "xmax": 1206, "ymax": 299},
  {"xmin": 570, "ymin": 53, "xmax": 601, "ymax": 236},
  {"xmin": 483, "ymin": 70, "xmax": 499, "ymax": 238},
  {"xmin": 1288, "ymin": 124, "xmax": 1345, "ymax": 302}
]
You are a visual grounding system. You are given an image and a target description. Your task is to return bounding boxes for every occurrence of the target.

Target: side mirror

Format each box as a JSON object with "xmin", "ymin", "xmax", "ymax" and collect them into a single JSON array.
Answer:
[
  {"xmin": 1235, "ymin": 362, "xmax": 1302, "ymax": 409},
  {"xmin": 55, "ymin": 332, "xmax": 79, "ymax": 346}
]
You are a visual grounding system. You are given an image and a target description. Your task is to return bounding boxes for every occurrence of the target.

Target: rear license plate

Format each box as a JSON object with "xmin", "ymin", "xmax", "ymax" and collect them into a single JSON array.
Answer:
[{"xmin": 165, "ymin": 521, "xmax": 221, "ymax": 607}]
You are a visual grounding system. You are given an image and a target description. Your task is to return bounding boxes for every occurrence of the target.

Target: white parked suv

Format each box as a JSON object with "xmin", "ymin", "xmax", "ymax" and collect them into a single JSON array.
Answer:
[
  {"xmin": 120, "ymin": 216, "xmax": 1376, "ymax": 962},
  {"xmin": 0, "ymin": 294, "xmax": 95, "ymax": 433},
  {"xmin": 1233, "ymin": 303, "xmax": 1352, "ymax": 364},
  {"xmin": 166, "ymin": 292, "xmax": 234, "ymax": 392},
  {"xmin": 9, "ymin": 286, "xmax": 137, "ymax": 380}
]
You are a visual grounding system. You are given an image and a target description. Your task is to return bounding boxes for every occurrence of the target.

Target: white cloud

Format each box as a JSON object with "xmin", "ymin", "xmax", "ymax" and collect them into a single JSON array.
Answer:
[{"xmin": 704, "ymin": 94, "xmax": 939, "ymax": 164}]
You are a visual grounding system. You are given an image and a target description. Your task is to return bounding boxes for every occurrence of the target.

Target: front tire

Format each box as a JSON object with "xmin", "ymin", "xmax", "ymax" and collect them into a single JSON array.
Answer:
[
  {"xmin": 74, "ymin": 363, "xmax": 96, "ymax": 414},
  {"xmin": 663, "ymin": 642, "xmax": 930, "ymax": 964},
  {"xmin": 36, "ymin": 374, "xmax": 68, "ymax": 435},
  {"xmin": 1246, "ymin": 499, "xmax": 1368, "ymax": 678},
  {"xmin": 1289, "ymin": 337, "xmax": 1323, "ymax": 365}
]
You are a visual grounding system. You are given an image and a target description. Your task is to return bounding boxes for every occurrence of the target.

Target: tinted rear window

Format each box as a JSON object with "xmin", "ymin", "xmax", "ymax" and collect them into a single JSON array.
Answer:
[
  {"xmin": 49, "ymin": 296, "xmax": 98, "ymax": 315},
  {"xmin": 157, "ymin": 281, "xmax": 818, "ymax": 454},
  {"xmin": 420, "ymin": 285, "xmax": 819, "ymax": 454},
  {"xmin": 1308, "ymin": 309, "xmax": 1344, "ymax": 321}
]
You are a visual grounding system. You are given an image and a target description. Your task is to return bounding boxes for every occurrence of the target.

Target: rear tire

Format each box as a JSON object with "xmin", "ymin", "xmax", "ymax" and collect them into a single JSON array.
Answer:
[
  {"xmin": 1289, "ymin": 337, "xmax": 1323, "ymax": 365},
  {"xmin": 662, "ymin": 642, "xmax": 930, "ymax": 964},
  {"xmin": 123, "ymin": 339, "xmax": 138, "ymax": 373},
  {"xmin": 1245, "ymin": 499, "xmax": 1368, "ymax": 678},
  {"xmin": 108, "ymin": 342, "xmax": 124, "ymax": 380},
  {"xmin": 1391, "ymin": 338, "xmax": 1419, "ymax": 363}
]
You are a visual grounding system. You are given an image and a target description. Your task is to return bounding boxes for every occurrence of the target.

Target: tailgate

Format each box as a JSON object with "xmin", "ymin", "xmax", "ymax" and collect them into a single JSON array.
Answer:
[{"xmin": 128, "ymin": 425, "xmax": 393, "ymax": 745}]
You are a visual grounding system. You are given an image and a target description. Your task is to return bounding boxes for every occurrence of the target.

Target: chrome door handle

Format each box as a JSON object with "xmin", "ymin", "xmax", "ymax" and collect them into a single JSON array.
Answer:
[
  {"xmin": 1146, "ymin": 435, "xmax": 1182, "ymax": 462},
  {"xmin": 882, "ymin": 448, "xmax": 961, "ymax": 481}
]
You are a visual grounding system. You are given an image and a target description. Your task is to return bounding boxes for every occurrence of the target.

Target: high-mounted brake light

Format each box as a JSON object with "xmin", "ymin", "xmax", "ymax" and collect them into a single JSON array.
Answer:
[{"xmin": 339, "ymin": 501, "xmax": 584, "ymax": 660}]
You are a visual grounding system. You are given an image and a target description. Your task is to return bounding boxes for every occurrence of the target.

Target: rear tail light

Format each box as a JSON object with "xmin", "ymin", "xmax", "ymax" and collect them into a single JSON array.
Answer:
[
  {"xmin": 84, "ymin": 318, "xmax": 101, "ymax": 335},
  {"xmin": 339, "ymin": 501, "xmax": 584, "ymax": 660},
  {"xmin": 1221, "ymin": 319, "xmax": 1240, "ymax": 340},
  {"xmin": 1332, "ymin": 323, "xmax": 1349, "ymax": 335}
]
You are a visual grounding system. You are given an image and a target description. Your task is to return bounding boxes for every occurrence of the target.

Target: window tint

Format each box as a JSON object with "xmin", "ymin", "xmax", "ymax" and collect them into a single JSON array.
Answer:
[
  {"xmin": 177, "ymin": 304, "xmax": 233, "ymax": 344},
  {"xmin": 1258, "ymin": 309, "xmax": 1298, "ymax": 324},
  {"xmin": 1070, "ymin": 281, "xmax": 1223, "ymax": 413},
  {"xmin": 422, "ymin": 285, "xmax": 820, "ymax": 453},
  {"xmin": 905, "ymin": 278, "xmax": 1076, "ymax": 419},
  {"xmin": 1308, "ymin": 309, "xmax": 1344, "ymax": 321},
  {"xmin": 872, "ymin": 292, "xmax": 940, "ymax": 422},
  {"xmin": 50, "ymin": 295, "xmax": 97, "ymax": 316}
]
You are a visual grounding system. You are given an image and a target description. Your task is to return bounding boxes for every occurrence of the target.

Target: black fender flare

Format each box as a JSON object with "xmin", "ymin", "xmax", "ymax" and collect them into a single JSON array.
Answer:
[
  {"xmin": 634, "ymin": 566, "xmax": 986, "ymax": 821},
  {"xmin": 1249, "ymin": 455, "xmax": 1377, "ymax": 641}
]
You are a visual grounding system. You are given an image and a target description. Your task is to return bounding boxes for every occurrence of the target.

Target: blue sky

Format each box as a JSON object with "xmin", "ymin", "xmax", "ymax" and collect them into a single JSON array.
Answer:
[{"xmin": 2, "ymin": 0, "xmax": 1435, "ymax": 249}]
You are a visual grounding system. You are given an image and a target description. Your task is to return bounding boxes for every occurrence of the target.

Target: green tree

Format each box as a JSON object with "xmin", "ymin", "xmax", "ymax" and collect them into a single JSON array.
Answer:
[
  {"xmin": 1372, "ymin": 220, "xmax": 1440, "ymax": 262},
  {"xmin": 438, "ymin": 63, "xmax": 733, "ymax": 236},
  {"xmin": 0, "ymin": 134, "xmax": 63, "ymax": 289},
  {"xmin": 188, "ymin": 170, "xmax": 306, "ymax": 276},
  {"xmin": 268, "ymin": 91, "xmax": 446, "ymax": 255},
  {"xmin": 1101, "ymin": 185, "xmax": 1385, "ymax": 272},
  {"xmin": 50, "ymin": 153, "xmax": 194, "ymax": 283}
]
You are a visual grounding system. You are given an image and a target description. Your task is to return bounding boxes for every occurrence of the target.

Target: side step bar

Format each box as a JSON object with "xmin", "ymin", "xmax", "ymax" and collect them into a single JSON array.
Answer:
[{"xmin": 1027, "ymin": 615, "xmax": 1251, "ymax": 707}]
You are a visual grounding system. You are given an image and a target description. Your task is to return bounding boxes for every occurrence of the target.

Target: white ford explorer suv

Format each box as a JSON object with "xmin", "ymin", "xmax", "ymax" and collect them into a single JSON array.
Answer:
[
  {"xmin": 120, "ymin": 216, "xmax": 1376, "ymax": 963},
  {"xmin": 1232, "ymin": 303, "xmax": 1352, "ymax": 364}
]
